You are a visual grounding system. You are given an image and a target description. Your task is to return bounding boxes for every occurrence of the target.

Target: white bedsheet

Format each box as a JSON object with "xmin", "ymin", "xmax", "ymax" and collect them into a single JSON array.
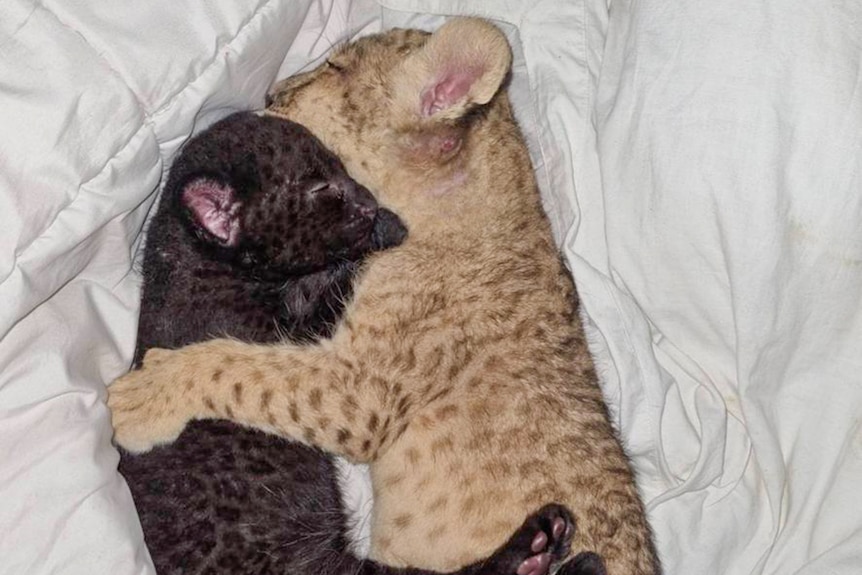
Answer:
[
  {"xmin": 1, "ymin": 0, "xmax": 860, "ymax": 574},
  {"xmin": 592, "ymin": 2, "xmax": 862, "ymax": 573}
]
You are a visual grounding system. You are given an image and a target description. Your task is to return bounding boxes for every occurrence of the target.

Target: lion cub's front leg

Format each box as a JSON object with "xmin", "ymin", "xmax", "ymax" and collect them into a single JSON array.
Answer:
[{"xmin": 108, "ymin": 337, "xmax": 395, "ymax": 460}]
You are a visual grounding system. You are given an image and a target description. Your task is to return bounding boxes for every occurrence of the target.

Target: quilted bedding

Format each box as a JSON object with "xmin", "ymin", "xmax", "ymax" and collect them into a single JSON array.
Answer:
[{"xmin": 1, "ymin": 0, "xmax": 860, "ymax": 574}]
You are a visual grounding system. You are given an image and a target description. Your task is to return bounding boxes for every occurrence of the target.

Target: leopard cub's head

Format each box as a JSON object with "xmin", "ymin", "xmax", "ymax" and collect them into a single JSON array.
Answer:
[{"xmin": 166, "ymin": 112, "xmax": 406, "ymax": 277}]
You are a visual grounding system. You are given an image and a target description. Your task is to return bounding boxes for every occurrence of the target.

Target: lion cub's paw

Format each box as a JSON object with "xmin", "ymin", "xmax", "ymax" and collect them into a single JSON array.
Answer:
[{"xmin": 107, "ymin": 351, "xmax": 188, "ymax": 453}]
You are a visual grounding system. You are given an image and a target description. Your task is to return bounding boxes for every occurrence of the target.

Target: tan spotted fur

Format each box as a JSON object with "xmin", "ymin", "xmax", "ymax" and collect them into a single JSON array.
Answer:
[{"xmin": 108, "ymin": 18, "xmax": 660, "ymax": 575}]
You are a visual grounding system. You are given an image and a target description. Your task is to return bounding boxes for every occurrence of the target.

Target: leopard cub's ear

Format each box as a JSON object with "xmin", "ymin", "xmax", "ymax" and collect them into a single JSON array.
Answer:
[
  {"xmin": 179, "ymin": 176, "xmax": 243, "ymax": 247},
  {"xmin": 393, "ymin": 18, "xmax": 513, "ymax": 122}
]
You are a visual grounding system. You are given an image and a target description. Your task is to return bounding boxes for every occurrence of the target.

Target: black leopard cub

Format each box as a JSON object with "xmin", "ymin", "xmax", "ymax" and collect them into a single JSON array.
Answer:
[{"xmin": 118, "ymin": 111, "xmax": 577, "ymax": 575}]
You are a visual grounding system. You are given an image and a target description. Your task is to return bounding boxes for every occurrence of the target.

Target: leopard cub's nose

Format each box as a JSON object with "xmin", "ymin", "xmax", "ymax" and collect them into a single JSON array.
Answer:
[{"xmin": 349, "ymin": 183, "xmax": 379, "ymax": 219}]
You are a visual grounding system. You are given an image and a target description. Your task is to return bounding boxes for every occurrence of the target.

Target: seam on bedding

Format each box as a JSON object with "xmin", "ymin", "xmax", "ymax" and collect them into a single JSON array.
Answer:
[
  {"xmin": 13, "ymin": 0, "xmax": 279, "ymax": 255},
  {"xmin": 0, "ymin": 129, "xmax": 158, "ymax": 341},
  {"xmin": 377, "ymin": 0, "xmax": 513, "ymax": 22},
  {"xmin": 6, "ymin": 0, "xmax": 280, "ymax": 333},
  {"xmin": 573, "ymin": 0, "xmax": 665, "ymax": 473},
  {"xmin": 7, "ymin": 4, "xmax": 146, "ymax": 264},
  {"xmin": 514, "ymin": 11, "xmax": 560, "ymax": 236},
  {"xmin": 565, "ymin": 0, "xmax": 664, "ymax": 479},
  {"xmin": 39, "ymin": 5, "xmax": 149, "ymax": 117},
  {"xmin": 142, "ymin": 0, "xmax": 282, "ymax": 125},
  {"xmin": 20, "ymin": 0, "xmax": 279, "ymax": 247},
  {"xmin": 601, "ymin": 270, "xmax": 665, "ymax": 482},
  {"xmin": 42, "ymin": 0, "xmax": 280, "ymax": 123}
]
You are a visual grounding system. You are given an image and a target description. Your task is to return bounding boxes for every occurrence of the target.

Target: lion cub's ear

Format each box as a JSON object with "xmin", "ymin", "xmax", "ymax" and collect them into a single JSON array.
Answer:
[{"xmin": 395, "ymin": 18, "xmax": 512, "ymax": 122}]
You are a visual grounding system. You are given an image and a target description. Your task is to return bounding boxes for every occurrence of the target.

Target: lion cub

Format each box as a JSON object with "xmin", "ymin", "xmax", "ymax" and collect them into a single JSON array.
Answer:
[{"xmin": 109, "ymin": 18, "xmax": 660, "ymax": 575}]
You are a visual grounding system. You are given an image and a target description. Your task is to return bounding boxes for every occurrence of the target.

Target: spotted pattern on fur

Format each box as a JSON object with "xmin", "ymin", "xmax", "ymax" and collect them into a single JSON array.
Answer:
[{"xmin": 118, "ymin": 111, "xmax": 578, "ymax": 575}]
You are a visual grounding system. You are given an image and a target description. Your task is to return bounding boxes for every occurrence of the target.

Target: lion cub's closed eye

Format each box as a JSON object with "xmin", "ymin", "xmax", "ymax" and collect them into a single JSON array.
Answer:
[{"xmin": 109, "ymin": 18, "xmax": 660, "ymax": 575}]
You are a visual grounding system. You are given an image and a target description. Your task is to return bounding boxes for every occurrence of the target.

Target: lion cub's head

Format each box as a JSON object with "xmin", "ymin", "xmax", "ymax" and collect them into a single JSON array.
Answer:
[{"xmin": 266, "ymin": 18, "xmax": 515, "ymax": 231}]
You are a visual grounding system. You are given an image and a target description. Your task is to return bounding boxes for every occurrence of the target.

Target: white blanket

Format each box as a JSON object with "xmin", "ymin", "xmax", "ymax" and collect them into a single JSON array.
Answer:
[
  {"xmin": 0, "ymin": 1, "xmax": 859, "ymax": 573},
  {"xmin": 593, "ymin": 2, "xmax": 862, "ymax": 573}
]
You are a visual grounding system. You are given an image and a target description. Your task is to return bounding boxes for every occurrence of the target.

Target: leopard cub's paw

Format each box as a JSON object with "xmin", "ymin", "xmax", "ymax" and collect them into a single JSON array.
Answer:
[
  {"xmin": 515, "ymin": 504, "xmax": 576, "ymax": 575},
  {"xmin": 106, "ymin": 368, "xmax": 185, "ymax": 453},
  {"xmin": 479, "ymin": 503, "xmax": 575, "ymax": 575}
]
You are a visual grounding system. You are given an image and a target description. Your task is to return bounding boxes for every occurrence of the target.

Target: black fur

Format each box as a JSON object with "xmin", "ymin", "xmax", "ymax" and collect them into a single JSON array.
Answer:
[
  {"xmin": 132, "ymin": 113, "xmax": 405, "ymax": 359},
  {"xmin": 118, "ymin": 112, "xmax": 577, "ymax": 575}
]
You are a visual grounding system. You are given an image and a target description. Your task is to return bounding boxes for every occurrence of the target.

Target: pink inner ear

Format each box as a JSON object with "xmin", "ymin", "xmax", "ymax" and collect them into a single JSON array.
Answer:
[
  {"xmin": 420, "ymin": 66, "xmax": 483, "ymax": 117},
  {"xmin": 181, "ymin": 177, "xmax": 242, "ymax": 246}
]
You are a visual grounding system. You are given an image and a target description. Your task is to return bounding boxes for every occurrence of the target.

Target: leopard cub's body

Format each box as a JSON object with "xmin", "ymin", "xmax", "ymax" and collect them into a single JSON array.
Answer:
[
  {"xmin": 110, "ymin": 19, "xmax": 660, "ymax": 575},
  {"xmin": 119, "ymin": 111, "xmax": 572, "ymax": 575},
  {"xmin": 120, "ymin": 111, "xmax": 408, "ymax": 574}
]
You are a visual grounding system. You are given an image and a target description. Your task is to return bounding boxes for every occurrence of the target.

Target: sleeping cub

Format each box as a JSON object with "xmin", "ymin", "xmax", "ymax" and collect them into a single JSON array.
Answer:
[
  {"xmin": 108, "ymin": 17, "xmax": 661, "ymax": 573},
  {"xmin": 109, "ymin": 18, "xmax": 658, "ymax": 574},
  {"xmin": 118, "ymin": 111, "xmax": 577, "ymax": 575}
]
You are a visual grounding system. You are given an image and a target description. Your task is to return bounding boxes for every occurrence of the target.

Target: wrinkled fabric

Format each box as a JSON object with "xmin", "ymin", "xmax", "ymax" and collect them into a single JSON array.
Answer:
[
  {"xmin": 593, "ymin": 1, "xmax": 862, "ymax": 573},
  {"xmin": 2, "ymin": 0, "xmax": 860, "ymax": 573},
  {"xmin": 387, "ymin": 1, "xmax": 862, "ymax": 573},
  {"xmin": 0, "ymin": 1, "xmax": 330, "ymax": 572}
]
